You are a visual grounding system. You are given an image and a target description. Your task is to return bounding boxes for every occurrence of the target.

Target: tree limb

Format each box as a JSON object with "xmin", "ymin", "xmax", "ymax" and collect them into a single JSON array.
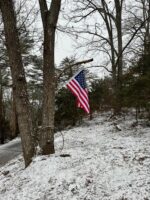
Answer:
[
  {"xmin": 38, "ymin": 0, "xmax": 48, "ymax": 29},
  {"xmin": 57, "ymin": 58, "xmax": 93, "ymax": 80}
]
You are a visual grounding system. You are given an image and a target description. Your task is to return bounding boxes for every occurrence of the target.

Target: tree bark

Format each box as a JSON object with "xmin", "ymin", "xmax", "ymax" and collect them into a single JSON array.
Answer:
[
  {"xmin": 9, "ymin": 90, "xmax": 18, "ymax": 139},
  {"xmin": 0, "ymin": 71, "xmax": 4, "ymax": 144},
  {"xmin": 100, "ymin": 0, "xmax": 123, "ymax": 114},
  {"xmin": 0, "ymin": 0, "xmax": 35, "ymax": 167},
  {"xmin": 39, "ymin": 0, "xmax": 61, "ymax": 154},
  {"xmin": 114, "ymin": 0, "xmax": 123, "ymax": 114}
]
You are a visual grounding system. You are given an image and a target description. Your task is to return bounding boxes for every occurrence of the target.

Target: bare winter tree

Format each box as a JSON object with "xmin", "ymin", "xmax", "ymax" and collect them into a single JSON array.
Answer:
[
  {"xmin": 0, "ymin": 0, "xmax": 39, "ymax": 145},
  {"xmin": 62, "ymin": 0, "xmax": 124, "ymax": 113},
  {"xmin": 134, "ymin": 0, "xmax": 150, "ymax": 59},
  {"xmin": 0, "ymin": 0, "xmax": 62, "ymax": 165},
  {"xmin": 0, "ymin": 0, "xmax": 35, "ymax": 167},
  {"xmin": 63, "ymin": 0, "xmax": 150, "ymax": 113},
  {"xmin": 38, "ymin": 0, "xmax": 61, "ymax": 154}
]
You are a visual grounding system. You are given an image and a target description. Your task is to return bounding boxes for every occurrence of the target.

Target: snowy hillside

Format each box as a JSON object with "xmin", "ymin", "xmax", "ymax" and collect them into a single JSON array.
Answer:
[{"xmin": 0, "ymin": 112, "xmax": 150, "ymax": 200}]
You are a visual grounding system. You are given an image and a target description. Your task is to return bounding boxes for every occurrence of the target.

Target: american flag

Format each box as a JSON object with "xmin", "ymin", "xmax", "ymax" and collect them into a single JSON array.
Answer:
[{"xmin": 66, "ymin": 70, "xmax": 90, "ymax": 114}]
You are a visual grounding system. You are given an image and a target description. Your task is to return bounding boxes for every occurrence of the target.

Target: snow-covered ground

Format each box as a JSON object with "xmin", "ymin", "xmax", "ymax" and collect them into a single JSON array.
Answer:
[{"xmin": 0, "ymin": 112, "xmax": 150, "ymax": 200}]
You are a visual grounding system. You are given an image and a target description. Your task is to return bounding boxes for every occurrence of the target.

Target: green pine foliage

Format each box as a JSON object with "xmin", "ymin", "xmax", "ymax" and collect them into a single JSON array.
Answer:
[
  {"xmin": 121, "ymin": 42, "xmax": 150, "ymax": 120},
  {"xmin": 89, "ymin": 78, "xmax": 113, "ymax": 112},
  {"xmin": 55, "ymin": 87, "xmax": 83, "ymax": 130}
]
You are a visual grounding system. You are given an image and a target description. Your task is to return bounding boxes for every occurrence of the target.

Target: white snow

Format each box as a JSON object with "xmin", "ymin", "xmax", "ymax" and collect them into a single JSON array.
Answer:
[{"xmin": 0, "ymin": 112, "xmax": 150, "ymax": 200}]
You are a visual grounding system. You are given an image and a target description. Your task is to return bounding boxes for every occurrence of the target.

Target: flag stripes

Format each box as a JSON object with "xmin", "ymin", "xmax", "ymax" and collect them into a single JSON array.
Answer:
[{"xmin": 66, "ymin": 70, "xmax": 90, "ymax": 114}]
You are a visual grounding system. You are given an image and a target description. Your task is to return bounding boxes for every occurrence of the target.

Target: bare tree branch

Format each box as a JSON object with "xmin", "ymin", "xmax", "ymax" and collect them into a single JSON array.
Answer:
[{"xmin": 57, "ymin": 58, "xmax": 93, "ymax": 80}]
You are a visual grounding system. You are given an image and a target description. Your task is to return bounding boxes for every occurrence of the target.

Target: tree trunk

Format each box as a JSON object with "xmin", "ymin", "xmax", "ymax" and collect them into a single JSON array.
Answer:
[
  {"xmin": 9, "ymin": 90, "xmax": 18, "ymax": 139},
  {"xmin": 0, "ymin": 75, "xmax": 4, "ymax": 144},
  {"xmin": 114, "ymin": 0, "xmax": 123, "ymax": 114},
  {"xmin": 39, "ymin": 0, "xmax": 61, "ymax": 154},
  {"xmin": 0, "ymin": 0, "xmax": 35, "ymax": 167},
  {"xmin": 40, "ymin": 26, "xmax": 56, "ymax": 154}
]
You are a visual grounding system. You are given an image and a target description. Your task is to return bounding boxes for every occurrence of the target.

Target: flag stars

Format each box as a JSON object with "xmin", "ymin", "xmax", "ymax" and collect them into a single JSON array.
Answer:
[{"xmin": 75, "ymin": 71, "xmax": 86, "ymax": 89}]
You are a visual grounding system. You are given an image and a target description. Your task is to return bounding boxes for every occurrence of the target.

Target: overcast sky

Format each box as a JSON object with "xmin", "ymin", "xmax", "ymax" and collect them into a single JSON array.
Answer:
[
  {"xmin": 27, "ymin": 1, "xmax": 76, "ymax": 66},
  {"xmin": 23, "ymin": 0, "xmax": 111, "ymax": 77}
]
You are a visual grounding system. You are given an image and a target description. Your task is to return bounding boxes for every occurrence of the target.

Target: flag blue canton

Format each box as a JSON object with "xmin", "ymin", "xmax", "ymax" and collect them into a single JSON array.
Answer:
[{"xmin": 75, "ymin": 70, "xmax": 86, "ymax": 89}]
